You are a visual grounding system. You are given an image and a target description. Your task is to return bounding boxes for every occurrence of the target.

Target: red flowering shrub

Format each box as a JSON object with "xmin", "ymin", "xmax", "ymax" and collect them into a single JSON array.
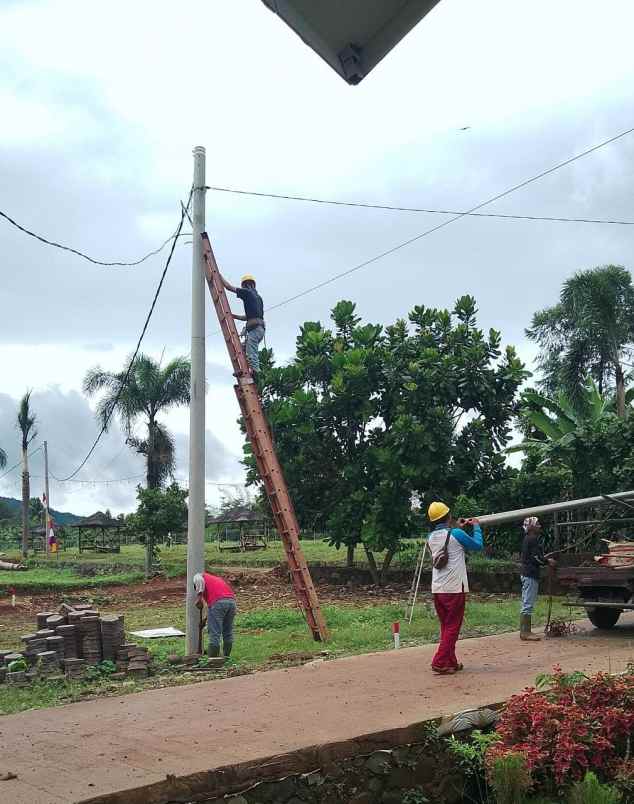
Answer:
[{"xmin": 486, "ymin": 666, "xmax": 634, "ymax": 795}]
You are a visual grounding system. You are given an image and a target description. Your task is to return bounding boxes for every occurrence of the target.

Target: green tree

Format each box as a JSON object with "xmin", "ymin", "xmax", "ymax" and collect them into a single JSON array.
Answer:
[
  {"xmin": 17, "ymin": 391, "xmax": 37, "ymax": 558},
  {"xmin": 249, "ymin": 298, "xmax": 526, "ymax": 583},
  {"xmin": 84, "ymin": 354, "xmax": 190, "ymax": 489},
  {"xmin": 0, "ymin": 500, "xmax": 13, "ymax": 522},
  {"xmin": 29, "ymin": 497, "xmax": 44, "ymax": 523},
  {"xmin": 131, "ymin": 483, "xmax": 188, "ymax": 577},
  {"xmin": 527, "ymin": 265, "xmax": 634, "ymax": 417}
]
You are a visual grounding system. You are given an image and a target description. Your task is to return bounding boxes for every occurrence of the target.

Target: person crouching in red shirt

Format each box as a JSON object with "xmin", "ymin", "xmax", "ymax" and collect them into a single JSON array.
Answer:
[{"xmin": 193, "ymin": 571, "xmax": 237, "ymax": 658}]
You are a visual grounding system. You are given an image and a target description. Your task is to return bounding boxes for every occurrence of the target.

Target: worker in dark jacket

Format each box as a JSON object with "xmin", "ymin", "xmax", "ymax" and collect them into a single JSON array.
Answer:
[
  {"xmin": 221, "ymin": 273, "xmax": 265, "ymax": 374},
  {"xmin": 520, "ymin": 516, "xmax": 555, "ymax": 641}
]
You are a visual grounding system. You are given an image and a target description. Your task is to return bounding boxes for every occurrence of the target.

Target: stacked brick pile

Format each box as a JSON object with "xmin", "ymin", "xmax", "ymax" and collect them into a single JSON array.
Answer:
[
  {"xmin": 0, "ymin": 602, "xmax": 153, "ymax": 685},
  {"xmin": 101, "ymin": 616, "xmax": 125, "ymax": 661},
  {"xmin": 116, "ymin": 644, "xmax": 152, "ymax": 678}
]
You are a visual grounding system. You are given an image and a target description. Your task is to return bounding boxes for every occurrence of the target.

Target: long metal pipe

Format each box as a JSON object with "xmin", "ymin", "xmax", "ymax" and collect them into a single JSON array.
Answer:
[{"xmin": 476, "ymin": 490, "xmax": 634, "ymax": 527}]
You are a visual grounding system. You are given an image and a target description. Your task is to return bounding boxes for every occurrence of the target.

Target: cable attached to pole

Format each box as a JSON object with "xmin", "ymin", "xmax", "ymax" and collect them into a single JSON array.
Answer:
[
  {"xmin": 0, "ymin": 209, "xmax": 191, "ymax": 267},
  {"xmin": 57, "ymin": 194, "xmax": 192, "ymax": 481}
]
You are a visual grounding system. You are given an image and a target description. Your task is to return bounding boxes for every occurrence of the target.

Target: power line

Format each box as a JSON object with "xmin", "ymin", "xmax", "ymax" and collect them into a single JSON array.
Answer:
[
  {"xmin": 0, "ymin": 208, "xmax": 192, "ymax": 267},
  {"xmin": 0, "ymin": 444, "xmax": 43, "ymax": 481},
  {"xmin": 48, "ymin": 473, "xmax": 145, "ymax": 485},
  {"xmin": 207, "ymin": 186, "xmax": 634, "ymax": 226},
  {"xmin": 57, "ymin": 194, "xmax": 192, "ymax": 481},
  {"xmin": 257, "ymin": 125, "xmax": 634, "ymax": 314}
]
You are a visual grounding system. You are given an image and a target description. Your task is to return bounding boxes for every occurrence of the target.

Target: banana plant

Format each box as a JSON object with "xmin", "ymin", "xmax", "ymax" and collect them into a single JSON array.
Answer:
[{"xmin": 509, "ymin": 378, "xmax": 612, "ymax": 458}]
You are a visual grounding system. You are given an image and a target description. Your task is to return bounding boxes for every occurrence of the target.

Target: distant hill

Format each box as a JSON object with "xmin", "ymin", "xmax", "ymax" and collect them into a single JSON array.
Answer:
[{"xmin": 0, "ymin": 497, "xmax": 84, "ymax": 526}]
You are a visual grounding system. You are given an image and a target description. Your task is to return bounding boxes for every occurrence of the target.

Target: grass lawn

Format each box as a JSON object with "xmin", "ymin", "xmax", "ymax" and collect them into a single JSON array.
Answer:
[
  {"xmin": 0, "ymin": 539, "xmax": 519, "ymax": 587},
  {"xmin": 0, "ymin": 595, "xmax": 565, "ymax": 715},
  {"xmin": 0, "ymin": 566, "xmax": 145, "ymax": 593}
]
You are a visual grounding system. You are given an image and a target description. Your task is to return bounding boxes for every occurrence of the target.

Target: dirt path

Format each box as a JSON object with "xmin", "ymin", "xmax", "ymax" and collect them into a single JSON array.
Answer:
[
  {"xmin": 3, "ymin": 615, "xmax": 634, "ymax": 804},
  {"xmin": 0, "ymin": 571, "xmax": 424, "ymax": 645}
]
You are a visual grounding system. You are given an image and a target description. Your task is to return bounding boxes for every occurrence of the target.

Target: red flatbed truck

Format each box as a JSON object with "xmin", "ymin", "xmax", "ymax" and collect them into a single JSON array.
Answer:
[{"xmin": 556, "ymin": 564, "xmax": 634, "ymax": 629}]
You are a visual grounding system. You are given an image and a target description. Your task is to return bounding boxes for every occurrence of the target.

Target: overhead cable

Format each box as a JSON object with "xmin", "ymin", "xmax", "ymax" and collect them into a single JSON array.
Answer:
[
  {"xmin": 206, "ymin": 185, "xmax": 634, "ymax": 226},
  {"xmin": 0, "ymin": 208, "xmax": 191, "ymax": 267},
  {"xmin": 48, "ymin": 473, "xmax": 145, "ymax": 485},
  {"xmin": 260, "ymin": 125, "xmax": 634, "ymax": 313},
  {"xmin": 57, "ymin": 193, "xmax": 193, "ymax": 481},
  {"xmin": 0, "ymin": 444, "xmax": 43, "ymax": 481}
]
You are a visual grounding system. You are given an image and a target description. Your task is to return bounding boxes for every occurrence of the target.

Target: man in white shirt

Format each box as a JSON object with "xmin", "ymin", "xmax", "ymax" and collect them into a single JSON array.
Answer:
[{"xmin": 427, "ymin": 501, "xmax": 483, "ymax": 675}]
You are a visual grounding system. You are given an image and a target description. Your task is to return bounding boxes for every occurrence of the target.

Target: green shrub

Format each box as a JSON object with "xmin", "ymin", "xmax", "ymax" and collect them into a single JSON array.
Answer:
[
  {"xmin": 568, "ymin": 772, "xmax": 621, "ymax": 804},
  {"xmin": 489, "ymin": 752, "xmax": 531, "ymax": 804},
  {"xmin": 401, "ymin": 789, "xmax": 429, "ymax": 804}
]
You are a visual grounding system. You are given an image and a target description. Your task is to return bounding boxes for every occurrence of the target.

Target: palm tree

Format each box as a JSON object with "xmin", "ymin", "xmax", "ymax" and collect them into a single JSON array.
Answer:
[
  {"xmin": 526, "ymin": 265, "xmax": 634, "ymax": 418},
  {"xmin": 83, "ymin": 354, "xmax": 191, "ymax": 489},
  {"xmin": 17, "ymin": 392, "xmax": 37, "ymax": 558}
]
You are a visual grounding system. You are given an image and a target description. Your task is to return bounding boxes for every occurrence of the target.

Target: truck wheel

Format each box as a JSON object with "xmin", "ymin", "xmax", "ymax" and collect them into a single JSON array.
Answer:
[{"xmin": 587, "ymin": 607, "xmax": 622, "ymax": 629}]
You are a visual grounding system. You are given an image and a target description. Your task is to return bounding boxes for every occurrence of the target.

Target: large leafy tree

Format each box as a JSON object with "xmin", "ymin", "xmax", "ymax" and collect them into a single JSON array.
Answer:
[
  {"xmin": 527, "ymin": 265, "xmax": 634, "ymax": 417},
  {"xmin": 128, "ymin": 483, "xmax": 188, "ymax": 577},
  {"xmin": 84, "ymin": 354, "xmax": 190, "ymax": 489},
  {"xmin": 248, "ymin": 298, "xmax": 526, "ymax": 583},
  {"xmin": 17, "ymin": 391, "xmax": 37, "ymax": 558}
]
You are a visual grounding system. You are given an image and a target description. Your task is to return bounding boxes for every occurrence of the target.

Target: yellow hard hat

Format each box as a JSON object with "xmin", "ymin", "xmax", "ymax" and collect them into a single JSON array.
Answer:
[
  {"xmin": 428, "ymin": 501, "xmax": 450, "ymax": 522},
  {"xmin": 241, "ymin": 274, "xmax": 256, "ymax": 285}
]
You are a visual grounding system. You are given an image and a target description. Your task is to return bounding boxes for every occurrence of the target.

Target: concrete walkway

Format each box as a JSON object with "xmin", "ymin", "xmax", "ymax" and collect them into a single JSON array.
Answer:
[{"xmin": 2, "ymin": 616, "xmax": 634, "ymax": 804}]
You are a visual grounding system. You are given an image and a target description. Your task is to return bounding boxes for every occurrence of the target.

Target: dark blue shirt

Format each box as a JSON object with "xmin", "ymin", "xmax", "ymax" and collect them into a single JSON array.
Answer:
[{"xmin": 236, "ymin": 287, "xmax": 264, "ymax": 320}]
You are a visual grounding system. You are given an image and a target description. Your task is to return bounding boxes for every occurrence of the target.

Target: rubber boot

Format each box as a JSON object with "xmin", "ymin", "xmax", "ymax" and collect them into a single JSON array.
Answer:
[
  {"xmin": 223, "ymin": 642, "xmax": 233, "ymax": 658},
  {"xmin": 520, "ymin": 613, "xmax": 541, "ymax": 641},
  {"xmin": 207, "ymin": 644, "xmax": 220, "ymax": 658}
]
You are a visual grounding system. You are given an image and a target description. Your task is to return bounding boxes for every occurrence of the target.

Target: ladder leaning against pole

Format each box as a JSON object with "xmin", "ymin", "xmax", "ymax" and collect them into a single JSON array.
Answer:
[{"xmin": 200, "ymin": 232, "xmax": 329, "ymax": 642}]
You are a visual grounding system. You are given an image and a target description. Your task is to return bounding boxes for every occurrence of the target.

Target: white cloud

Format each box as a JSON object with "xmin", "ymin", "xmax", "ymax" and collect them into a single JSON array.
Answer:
[{"xmin": 1, "ymin": 0, "xmax": 634, "ymax": 514}]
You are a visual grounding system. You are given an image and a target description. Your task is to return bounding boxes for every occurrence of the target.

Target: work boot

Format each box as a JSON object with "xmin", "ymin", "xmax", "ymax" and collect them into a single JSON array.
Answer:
[
  {"xmin": 207, "ymin": 644, "xmax": 220, "ymax": 658},
  {"xmin": 520, "ymin": 613, "xmax": 541, "ymax": 641},
  {"xmin": 223, "ymin": 642, "xmax": 233, "ymax": 658}
]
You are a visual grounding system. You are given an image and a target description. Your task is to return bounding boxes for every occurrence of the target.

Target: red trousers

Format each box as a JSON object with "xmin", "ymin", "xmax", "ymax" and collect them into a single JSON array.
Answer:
[{"xmin": 432, "ymin": 592, "xmax": 466, "ymax": 670}]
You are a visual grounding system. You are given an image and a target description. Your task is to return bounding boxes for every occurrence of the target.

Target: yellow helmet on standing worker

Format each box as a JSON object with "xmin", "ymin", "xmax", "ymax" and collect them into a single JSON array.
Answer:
[
  {"xmin": 428, "ymin": 501, "xmax": 450, "ymax": 522},
  {"xmin": 241, "ymin": 274, "xmax": 256, "ymax": 286}
]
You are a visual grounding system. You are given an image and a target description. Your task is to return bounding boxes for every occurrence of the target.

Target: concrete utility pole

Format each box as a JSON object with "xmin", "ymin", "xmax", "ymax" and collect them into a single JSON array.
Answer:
[
  {"xmin": 43, "ymin": 441, "xmax": 50, "ymax": 556},
  {"xmin": 186, "ymin": 146, "xmax": 206, "ymax": 654}
]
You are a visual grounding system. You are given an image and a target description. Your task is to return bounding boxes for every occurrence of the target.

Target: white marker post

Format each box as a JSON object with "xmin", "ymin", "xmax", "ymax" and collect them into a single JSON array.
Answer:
[{"xmin": 392, "ymin": 620, "xmax": 400, "ymax": 649}]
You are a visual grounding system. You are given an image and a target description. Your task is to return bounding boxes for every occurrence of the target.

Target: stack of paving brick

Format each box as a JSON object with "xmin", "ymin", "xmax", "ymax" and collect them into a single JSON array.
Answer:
[
  {"xmin": 64, "ymin": 658, "xmax": 86, "ymax": 680},
  {"xmin": 22, "ymin": 634, "xmax": 47, "ymax": 666},
  {"xmin": 116, "ymin": 643, "xmax": 152, "ymax": 678},
  {"xmin": 78, "ymin": 614, "xmax": 102, "ymax": 664},
  {"xmin": 56, "ymin": 624, "xmax": 79, "ymax": 659},
  {"xmin": 36, "ymin": 611, "xmax": 55, "ymax": 629},
  {"xmin": 0, "ymin": 602, "xmax": 141, "ymax": 686},
  {"xmin": 37, "ymin": 650, "xmax": 60, "ymax": 676},
  {"xmin": 46, "ymin": 635, "xmax": 65, "ymax": 664},
  {"xmin": 100, "ymin": 615, "xmax": 125, "ymax": 661},
  {"xmin": 46, "ymin": 613, "xmax": 65, "ymax": 631}
]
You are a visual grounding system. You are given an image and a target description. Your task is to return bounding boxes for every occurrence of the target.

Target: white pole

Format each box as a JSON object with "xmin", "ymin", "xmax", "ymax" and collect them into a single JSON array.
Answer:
[
  {"xmin": 43, "ymin": 441, "xmax": 50, "ymax": 557},
  {"xmin": 186, "ymin": 146, "xmax": 206, "ymax": 654}
]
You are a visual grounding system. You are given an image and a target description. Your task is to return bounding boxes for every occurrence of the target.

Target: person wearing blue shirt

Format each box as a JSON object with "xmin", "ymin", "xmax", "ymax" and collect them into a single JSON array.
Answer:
[
  {"xmin": 220, "ymin": 272, "xmax": 265, "ymax": 375},
  {"xmin": 427, "ymin": 501, "xmax": 483, "ymax": 675}
]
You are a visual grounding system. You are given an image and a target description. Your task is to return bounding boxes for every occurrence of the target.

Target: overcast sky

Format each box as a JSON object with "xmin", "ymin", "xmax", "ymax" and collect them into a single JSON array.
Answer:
[{"xmin": 1, "ymin": 0, "xmax": 633, "ymax": 515}]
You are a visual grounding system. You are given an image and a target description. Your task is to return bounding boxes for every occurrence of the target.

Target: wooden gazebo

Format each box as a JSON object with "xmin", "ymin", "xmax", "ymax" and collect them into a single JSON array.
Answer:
[
  {"xmin": 72, "ymin": 511, "xmax": 122, "ymax": 553},
  {"xmin": 207, "ymin": 507, "xmax": 268, "ymax": 552}
]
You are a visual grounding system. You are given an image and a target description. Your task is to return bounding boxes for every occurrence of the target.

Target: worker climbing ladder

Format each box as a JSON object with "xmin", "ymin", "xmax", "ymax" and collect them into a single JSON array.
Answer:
[{"xmin": 200, "ymin": 233, "xmax": 329, "ymax": 642}]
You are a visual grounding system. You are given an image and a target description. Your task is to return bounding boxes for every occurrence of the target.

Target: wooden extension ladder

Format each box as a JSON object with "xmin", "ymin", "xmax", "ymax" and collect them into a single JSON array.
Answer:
[{"xmin": 200, "ymin": 233, "xmax": 329, "ymax": 641}]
